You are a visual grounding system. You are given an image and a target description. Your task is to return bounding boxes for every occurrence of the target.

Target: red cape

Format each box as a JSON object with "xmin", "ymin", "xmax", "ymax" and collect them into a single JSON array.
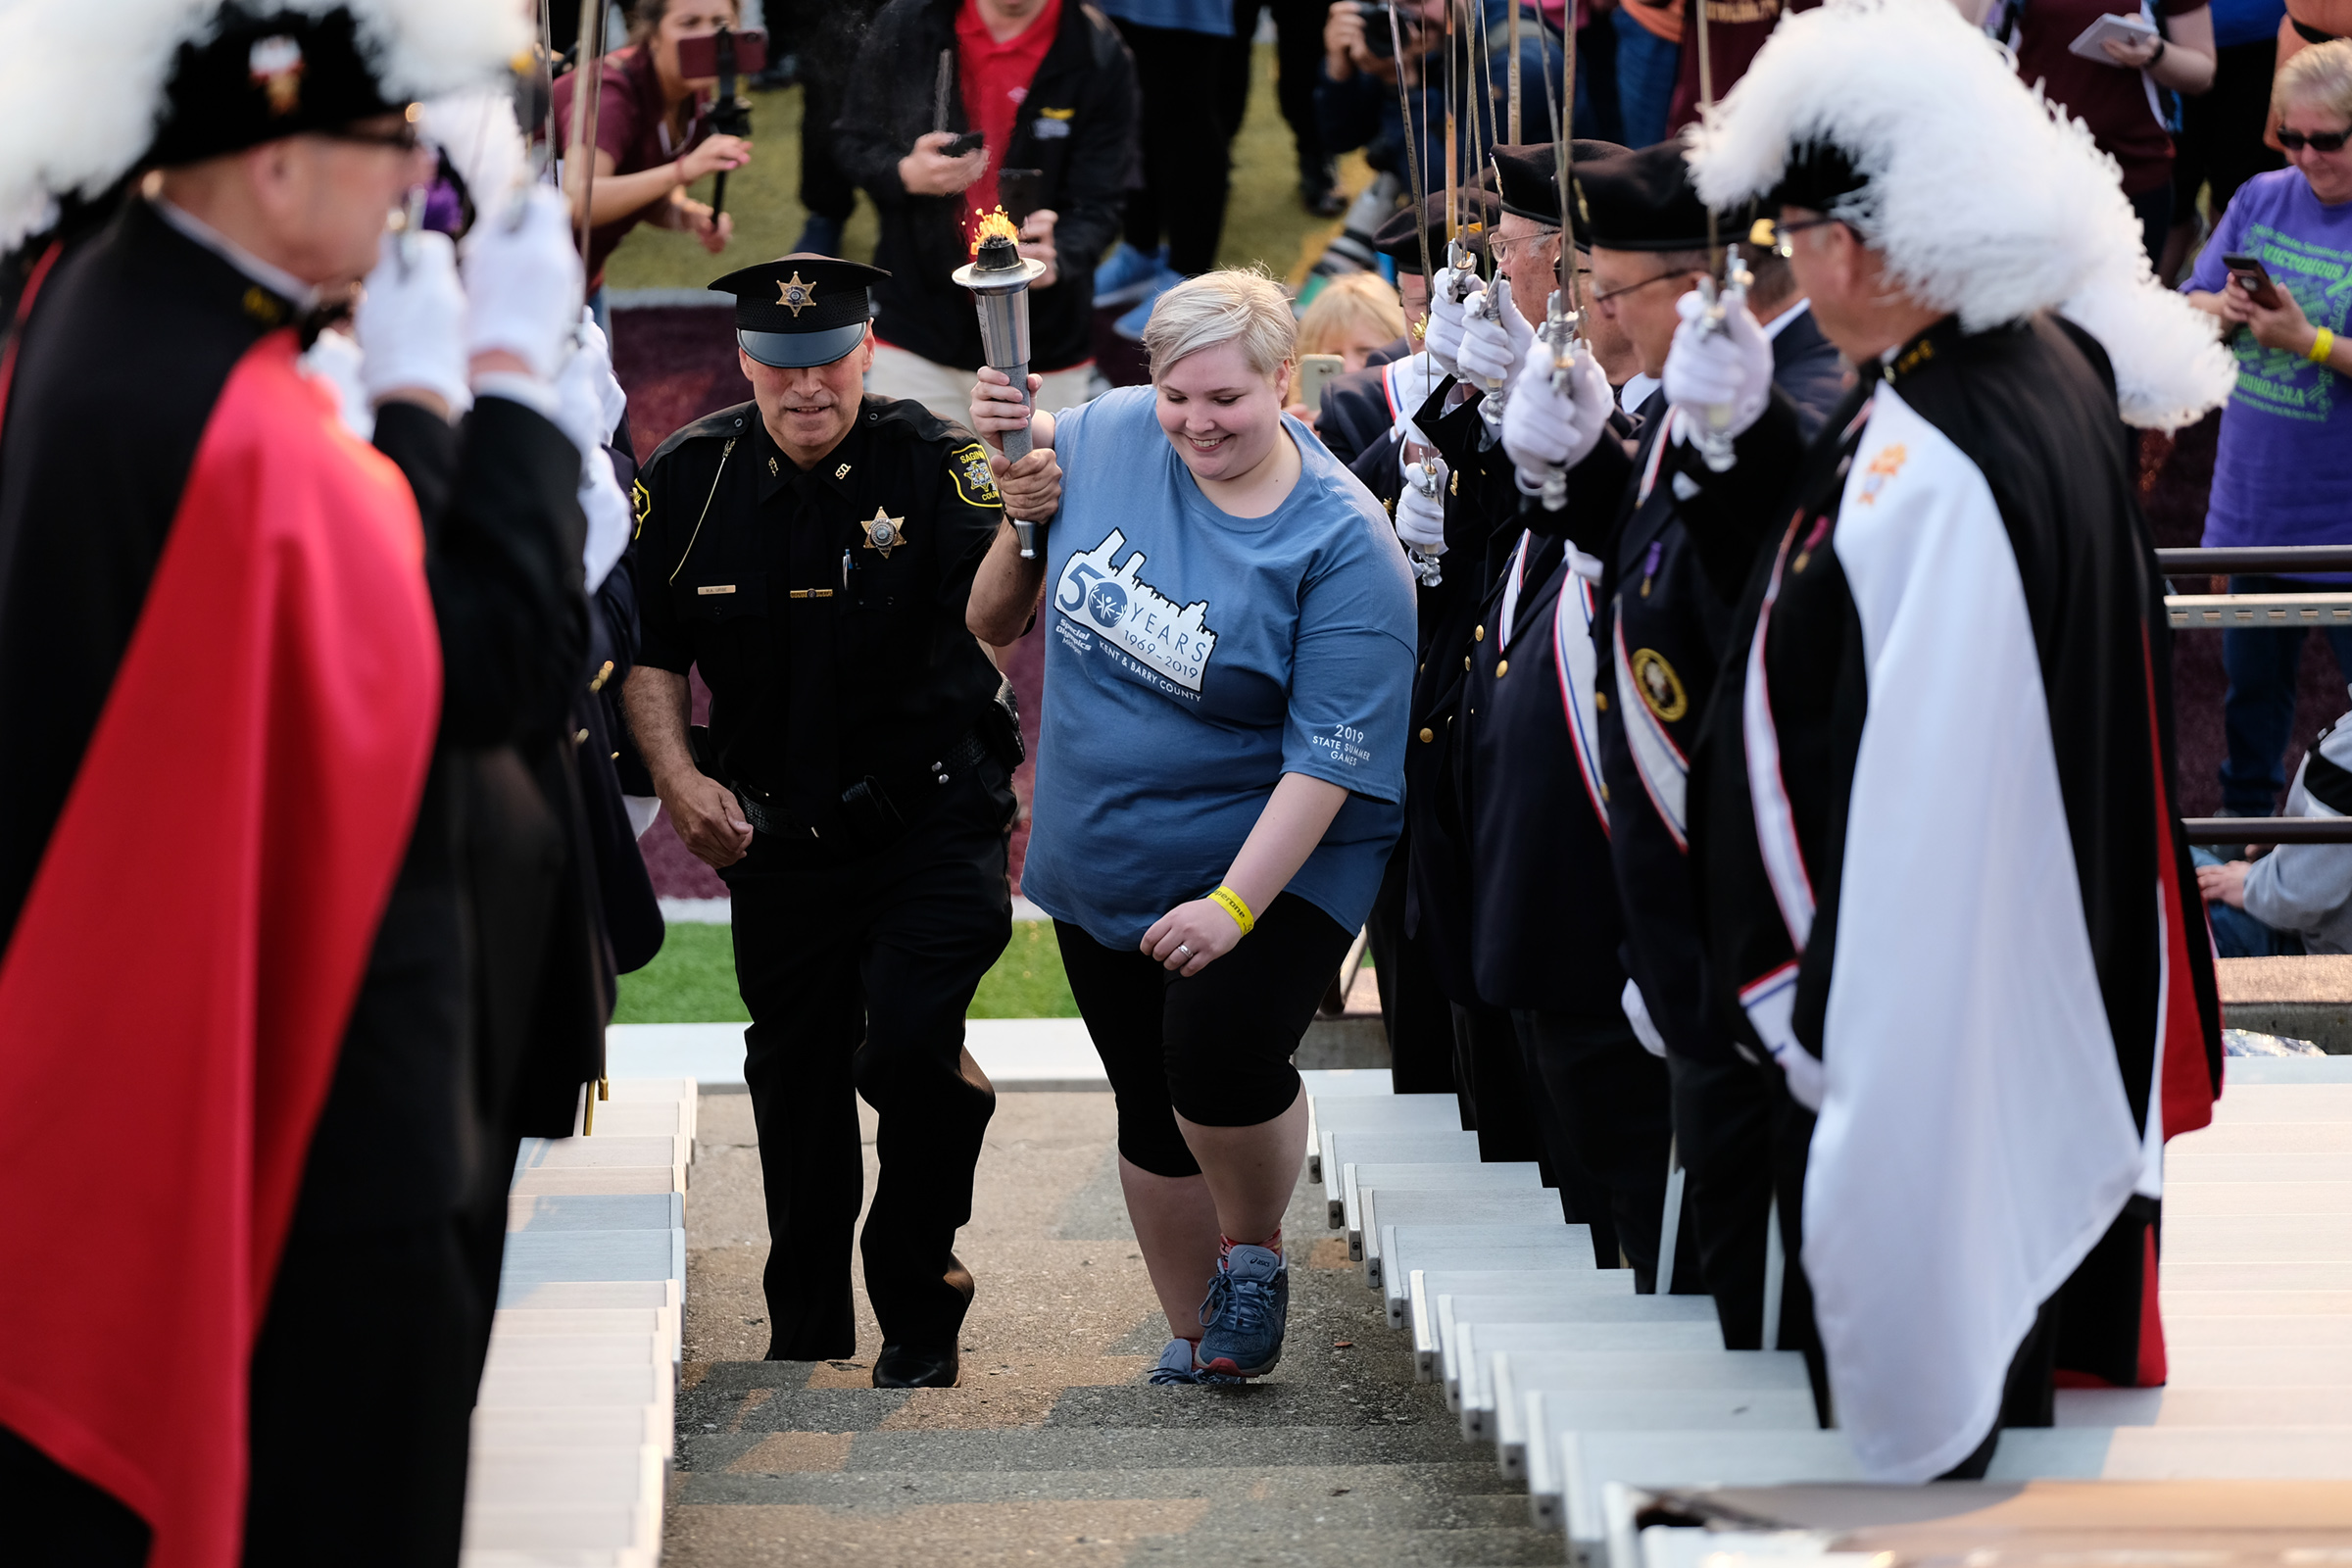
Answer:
[{"xmin": 0, "ymin": 330, "xmax": 440, "ymax": 1567}]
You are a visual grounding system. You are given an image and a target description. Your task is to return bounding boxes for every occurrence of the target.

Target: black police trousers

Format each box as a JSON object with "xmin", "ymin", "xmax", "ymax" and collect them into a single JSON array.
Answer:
[
  {"xmin": 1666, "ymin": 1051, "xmax": 1785, "ymax": 1350},
  {"xmin": 727, "ymin": 759, "xmax": 1013, "ymax": 1360},
  {"xmin": 1509, "ymin": 1008, "xmax": 1687, "ymax": 1293}
]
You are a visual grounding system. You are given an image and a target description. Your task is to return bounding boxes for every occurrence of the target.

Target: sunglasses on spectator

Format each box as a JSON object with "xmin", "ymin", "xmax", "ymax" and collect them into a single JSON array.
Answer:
[{"xmin": 2278, "ymin": 126, "xmax": 2350, "ymax": 152}]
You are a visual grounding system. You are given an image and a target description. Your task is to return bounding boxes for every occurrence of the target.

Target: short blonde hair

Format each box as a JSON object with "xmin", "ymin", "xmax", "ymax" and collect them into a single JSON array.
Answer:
[
  {"xmin": 1142, "ymin": 269, "xmax": 1298, "ymax": 383},
  {"xmin": 2277, "ymin": 37, "xmax": 2352, "ymax": 121},
  {"xmin": 1296, "ymin": 273, "xmax": 1408, "ymax": 359}
]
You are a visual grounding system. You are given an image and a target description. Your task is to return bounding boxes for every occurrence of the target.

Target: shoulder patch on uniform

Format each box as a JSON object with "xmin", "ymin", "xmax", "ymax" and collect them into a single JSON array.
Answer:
[
  {"xmin": 631, "ymin": 476, "xmax": 651, "ymax": 538},
  {"xmin": 951, "ymin": 441, "xmax": 1003, "ymax": 508}
]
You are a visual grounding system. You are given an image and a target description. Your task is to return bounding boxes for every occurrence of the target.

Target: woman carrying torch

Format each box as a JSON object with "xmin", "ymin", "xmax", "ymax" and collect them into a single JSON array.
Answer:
[{"xmin": 965, "ymin": 271, "xmax": 1416, "ymax": 1382}]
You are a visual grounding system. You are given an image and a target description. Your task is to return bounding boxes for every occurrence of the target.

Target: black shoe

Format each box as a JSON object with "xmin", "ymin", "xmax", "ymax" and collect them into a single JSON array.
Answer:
[{"xmin": 872, "ymin": 1343, "xmax": 960, "ymax": 1388}]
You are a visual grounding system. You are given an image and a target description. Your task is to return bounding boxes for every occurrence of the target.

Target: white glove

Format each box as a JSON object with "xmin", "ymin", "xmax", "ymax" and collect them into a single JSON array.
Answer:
[
  {"xmin": 1424, "ymin": 263, "xmax": 1476, "ymax": 379},
  {"xmin": 1395, "ymin": 447, "xmax": 1447, "ymax": 553},
  {"xmin": 579, "ymin": 446, "xmax": 632, "ymax": 594},
  {"xmin": 1455, "ymin": 277, "xmax": 1534, "ymax": 390},
  {"xmin": 300, "ymin": 324, "xmax": 375, "ymax": 441},
  {"xmin": 355, "ymin": 229, "xmax": 468, "ymax": 414},
  {"xmin": 1500, "ymin": 341, "xmax": 1611, "ymax": 486},
  {"xmin": 462, "ymin": 185, "xmax": 583, "ymax": 382},
  {"xmin": 554, "ymin": 308, "xmax": 622, "ymax": 457},
  {"xmin": 1663, "ymin": 282, "xmax": 1774, "ymax": 444},
  {"xmin": 1621, "ymin": 978, "xmax": 1668, "ymax": 1059}
]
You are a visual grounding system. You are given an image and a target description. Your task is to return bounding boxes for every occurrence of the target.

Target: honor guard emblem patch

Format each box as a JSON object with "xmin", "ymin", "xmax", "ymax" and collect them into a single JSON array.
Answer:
[
  {"xmin": 1857, "ymin": 443, "xmax": 1908, "ymax": 506},
  {"xmin": 250, "ymin": 36, "xmax": 305, "ymax": 116},
  {"xmin": 951, "ymin": 442, "xmax": 1003, "ymax": 507},
  {"xmin": 1631, "ymin": 648, "xmax": 1689, "ymax": 723},
  {"xmin": 776, "ymin": 271, "xmax": 817, "ymax": 316},
  {"xmin": 861, "ymin": 508, "xmax": 907, "ymax": 559}
]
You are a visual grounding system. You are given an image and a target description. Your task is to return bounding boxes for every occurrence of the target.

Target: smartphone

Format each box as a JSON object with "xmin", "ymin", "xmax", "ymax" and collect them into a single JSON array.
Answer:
[
  {"xmin": 675, "ymin": 27, "xmax": 768, "ymax": 80},
  {"xmin": 1297, "ymin": 353, "xmax": 1346, "ymax": 414},
  {"xmin": 998, "ymin": 168, "xmax": 1045, "ymax": 229},
  {"xmin": 944, "ymin": 130, "xmax": 987, "ymax": 160},
  {"xmin": 2224, "ymin": 252, "xmax": 2282, "ymax": 310}
]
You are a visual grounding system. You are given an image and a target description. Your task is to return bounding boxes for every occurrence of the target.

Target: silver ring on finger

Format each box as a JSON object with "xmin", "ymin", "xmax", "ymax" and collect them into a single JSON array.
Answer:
[{"xmin": 1175, "ymin": 944, "xmax": 1192, "ymax": 958}]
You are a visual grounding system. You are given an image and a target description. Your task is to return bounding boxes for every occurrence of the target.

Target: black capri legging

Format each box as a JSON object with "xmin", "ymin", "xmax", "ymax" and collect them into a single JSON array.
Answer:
[{"xmin": 1056, "ymin": 894, "xmax": 1356, "ymax": 1179}]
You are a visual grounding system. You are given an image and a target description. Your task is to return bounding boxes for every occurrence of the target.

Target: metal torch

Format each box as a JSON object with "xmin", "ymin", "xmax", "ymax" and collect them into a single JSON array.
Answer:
[{"xmin": 952, "ymin": 229, "xmax": 1051, "ymax": 558}]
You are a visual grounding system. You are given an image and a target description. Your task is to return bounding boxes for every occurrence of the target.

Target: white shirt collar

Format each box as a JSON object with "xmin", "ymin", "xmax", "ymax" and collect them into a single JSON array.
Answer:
[
  {"xmin": 151, "ymin": 197, "xmax": 321, "ymax": 314},
  {"xmin": 1761, "ymin": 296, "xmax": 1812, "ymax": 342}
]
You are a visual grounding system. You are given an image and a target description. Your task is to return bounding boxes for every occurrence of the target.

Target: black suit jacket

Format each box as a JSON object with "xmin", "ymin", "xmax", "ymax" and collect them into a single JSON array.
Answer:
[{"xmin": 1768, "ymin": 306, "xmax": 1851, "ymax": 441}]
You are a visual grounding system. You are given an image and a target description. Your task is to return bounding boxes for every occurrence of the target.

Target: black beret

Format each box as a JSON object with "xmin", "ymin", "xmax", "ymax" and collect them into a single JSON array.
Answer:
[
  {"xmin": 148, "ymin": 6, "xmax": 404, "ymax": 168},
  {"xmin": 708, "ymin": 253, "xmax": 890, "ymax": 368},
  {"xmin": 1370, "ymin": 189, "xmax": 1498, "ymax": 269},
  {"xmin": 1490, "ymin": 140, "xmax": 1630, "ymax": 244},
  {"xmin": 1574, "ymin": 139, "xmax": 1714, "ymax": 253}
]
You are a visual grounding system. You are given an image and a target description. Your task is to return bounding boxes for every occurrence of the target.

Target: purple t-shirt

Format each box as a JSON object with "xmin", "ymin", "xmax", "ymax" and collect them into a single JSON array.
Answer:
[{"xmin": 2183, "ymin": 169, "xmax": 2352, "ymax": 559}]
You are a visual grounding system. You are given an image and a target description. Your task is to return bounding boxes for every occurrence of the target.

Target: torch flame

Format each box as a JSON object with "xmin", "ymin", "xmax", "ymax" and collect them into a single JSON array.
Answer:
[{"xmin": 968, "ymin": 207, "xmax": 1021, "ymax": 258}]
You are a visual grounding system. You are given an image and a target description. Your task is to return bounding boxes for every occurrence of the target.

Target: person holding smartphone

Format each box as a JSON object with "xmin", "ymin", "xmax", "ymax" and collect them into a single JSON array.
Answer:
[
  {"xmin": 2182, "ymin": 38, "xmax": 2352, "ymax": 818},
  {"xmin": 548, "ymin": 0, "xmax": 754, "ymax": 328}
]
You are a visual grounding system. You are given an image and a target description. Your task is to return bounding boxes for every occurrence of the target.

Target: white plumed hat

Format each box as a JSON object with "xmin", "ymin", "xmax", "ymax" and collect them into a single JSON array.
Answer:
[
  {"xmin": 0, "ymin": 0, "xmax": 530, "ymax": 254},
  {"xmin": 1685, "ymin": 0, "xmax": 2233, "ymax": 429}
]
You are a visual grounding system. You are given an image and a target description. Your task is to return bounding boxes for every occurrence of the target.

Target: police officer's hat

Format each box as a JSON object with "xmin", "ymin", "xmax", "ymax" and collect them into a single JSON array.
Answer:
[
  {"xmin": 1575, "ymin": 138, "xmax": 1715, "ymax": 253},
  {"xmin": 1370, "ymin": 189, "xmax": 1498, "ymax": 269},
  {"xmin": 1488, "ymin": 141, "xmax": 1629, "ymax": 245},
  {"xmin": 707, "ymin": 253, "xmax": 891, "ymax": 369}
]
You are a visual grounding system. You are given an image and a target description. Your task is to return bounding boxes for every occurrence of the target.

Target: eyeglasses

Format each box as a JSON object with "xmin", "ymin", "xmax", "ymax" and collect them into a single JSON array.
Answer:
[
  {"xmin": 2278, "ymin": 126, "xmax": 2351, "ymax": 153},
  {"xmin": 1588, "ymin": 267, "xmax": 1703, "ymax": 308},
  {"xmin": 1769, "ymin": 216, "xmax": 1843, "ymax": 258},
  {"xmin": 322, "ymin": 120, "xmax": 423, "ymax": 153},
  {"xmin": 1489, "ymin": 227, "xmax": 1562, "ymax": 265}
]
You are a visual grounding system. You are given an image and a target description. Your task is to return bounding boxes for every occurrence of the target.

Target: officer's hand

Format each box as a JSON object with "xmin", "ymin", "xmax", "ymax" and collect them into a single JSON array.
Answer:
[
  {"xmin": 463, "ymin": 185, "xmax": 584, "ymax": 383},
  {"xmin": 1395, "ymin": 447, "xmax": 1447, "ymax": 553},
  {"xmin": 1456, "ymin": 277, "xmax": 1534, "ymax": 389},
  {"xmin": 996, "ymin": 446, "xmax": 1062, "ymax": 520},
  {"xmin": 1500, "ymin": 341, "xmax": 1610, "ymax": 484},
  {"xmin": 899, "ymin": 131, "xmax": 987, "ymax": 197},
  {"xmin": 1425, "ymin": 263, "xmax": 1475, "ymax": 378},
  {"xmin": 555, "ymin": 307, "xmax": 625, "ymax": 457},
  {"xmin": 356, "ymin": 229, "xmax": 469, "ymax": 415},
  {"xmin": 664, "ymin": 773, "xmax": 753, "ymax": 868},
  {"xmin": 1142, "ymin": 898, "xmax": 1245, "ymax": 977},
  {"xmin": 1664, "ymin": 283, "xmax": 1773, "ymax": 443},
  {"xmin": 969, "ymin": 366, "xmax": 1039, "ymax": 447}
]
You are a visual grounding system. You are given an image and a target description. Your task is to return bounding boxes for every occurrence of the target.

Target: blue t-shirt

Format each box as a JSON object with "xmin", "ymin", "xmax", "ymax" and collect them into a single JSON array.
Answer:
[
  {"xmin": 2182, "ymin": 169, "xmax": 2352, "ymax": 559},
  {"xmin": 1089, "ymin": 0, "xmax": 1233, "ymax": 34},
  {"xmin": 2209, "ymin": 0, "xmax": 2284, "ymax": 48},
  {"xmin": 1021, "ymin": 387, "xmax": 1417, "ymax": 950}
]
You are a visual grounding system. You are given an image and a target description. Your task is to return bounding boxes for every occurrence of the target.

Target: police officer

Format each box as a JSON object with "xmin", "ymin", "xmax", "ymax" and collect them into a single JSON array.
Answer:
[{"xmin": 621, "ymin": 255, "xmax": 1020, "ymax": 1389}]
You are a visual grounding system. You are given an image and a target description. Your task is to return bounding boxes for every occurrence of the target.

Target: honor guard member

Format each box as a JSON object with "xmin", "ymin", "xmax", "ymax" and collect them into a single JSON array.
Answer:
[
  {"xmin": 622, "ymin": 254, "xmax": 1020, "ymax": 1389},
  {"xmin": 1498, "ymin": 139, "xmax": 1849, "ymax": 1342},
  {"xmin": 1605, "ymin": 0, "xmax": 2226, "ymax": 1481}
]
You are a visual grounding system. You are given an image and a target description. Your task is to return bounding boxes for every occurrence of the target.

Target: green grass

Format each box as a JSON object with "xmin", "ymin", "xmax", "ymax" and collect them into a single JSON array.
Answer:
[
  {"xmin": 604, "ymin": 43, "xmax": 1367, "ymax": 293},
  {"xmin": 612, "ymin": 919, "xmax": 1079, "ymax": 1023}
]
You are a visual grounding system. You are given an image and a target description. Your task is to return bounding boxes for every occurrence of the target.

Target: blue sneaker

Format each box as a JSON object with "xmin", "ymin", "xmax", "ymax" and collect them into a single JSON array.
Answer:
[
  {"xmin": 1092, "ymin": 243, "xmax": 1167, "ymax": 307},
  {"xmin": 1111, "ymin": 270, "xmax": 1183, "ymax": 342},
  {"xmin": 1148, "ymin": 1337, "xmax": 1246, "ymax": 1386},
  {"xmin": 1195, "ymin": 1245, "xmax": 1288, "ymax": 1379}
]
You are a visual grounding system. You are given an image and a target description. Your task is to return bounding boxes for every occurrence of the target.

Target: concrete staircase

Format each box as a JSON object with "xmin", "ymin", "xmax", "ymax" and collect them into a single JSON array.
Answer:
[
  {"xmin": 460, "ymin": 1079, "xmax": 695, "ymax": 1566},
  {"xmin": 1304, "ymin": 1058, "xmax": 2352, "ymax": 1565}
]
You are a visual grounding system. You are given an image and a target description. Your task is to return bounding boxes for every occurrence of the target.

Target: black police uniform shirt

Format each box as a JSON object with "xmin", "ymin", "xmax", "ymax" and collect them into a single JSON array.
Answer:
[{"xmin": 633, "ymin": 393, "xmax": 1004, "ymax": 846}]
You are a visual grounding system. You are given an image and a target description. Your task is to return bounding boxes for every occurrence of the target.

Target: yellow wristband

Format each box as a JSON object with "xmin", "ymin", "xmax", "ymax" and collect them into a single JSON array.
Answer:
[
  {"xmin": 2311, "ymin": 327, "xmax": 2336, "ymax": 366},
  {"xmin": 1207, "ymin": 885, "xmax": 1256, "ymax": 937}
]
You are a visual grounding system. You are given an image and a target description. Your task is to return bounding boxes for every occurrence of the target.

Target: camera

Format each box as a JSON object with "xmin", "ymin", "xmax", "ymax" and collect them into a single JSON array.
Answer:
[{"xmin": 1351, "ymin": 1, "xmax": 1419, "ymax": 57}]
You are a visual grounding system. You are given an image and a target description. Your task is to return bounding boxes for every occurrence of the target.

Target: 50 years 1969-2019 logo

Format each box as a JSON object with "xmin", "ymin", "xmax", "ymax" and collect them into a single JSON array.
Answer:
[{"xmin": 1054, "ymin": 529, "xmax": 1219, "ymax": 693}]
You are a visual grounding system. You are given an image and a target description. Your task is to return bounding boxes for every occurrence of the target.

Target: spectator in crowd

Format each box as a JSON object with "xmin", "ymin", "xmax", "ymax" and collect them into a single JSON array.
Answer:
[
  {"xmin": 2282, "ymin": 0, "xmax": 2352, "ymax": 72},
  {"xmin": 1616, "ymin": 0, "xmax": 1681, "ymax": 148},
  {"xmin": 777, "ymin": 0, "xmax": 890, "ymax": 256},
  {"xmin": 1996, "ymin": 0, "xmax": 2217, "ymax": 261},
  {"xmin": 2197, "ymin": 703, "xmax": 2352, "ymax": 955},
  {"xmin": 1297, "ymin": 271, "xmax": 1410, "ymax": 372},
  {"xmin": 1316, "ymin": 1, "xmax": 1556, "ymax": 254},
  {"xmin": 965, "ymin": 270, "xmax": 1415, "ymax": 1385},
  {"xmin": 1090, "ymin": 0, "xmax": 1252, "ymax": 339},
  {"xmin": 835, "ymin": 0, "xmax": 1138, "ymax": 425},
  {"xmin": 550, "ymin": 0, "xmax": 753, "ymax": 329},
  {"xmin": 2183, "ymin": 38, "xmax": 2352, "ymax": 816},
  {"xmin": 1666, "ymin": 0, "xmax": 1793, "ymax": 136},
  {"xmin": 2161, "ymin": 0, "xmax": 2284, "ymax": 282},
  {"xmin": 1236, "ymin": 0, "xmax": 1351, "ymax": 216}
]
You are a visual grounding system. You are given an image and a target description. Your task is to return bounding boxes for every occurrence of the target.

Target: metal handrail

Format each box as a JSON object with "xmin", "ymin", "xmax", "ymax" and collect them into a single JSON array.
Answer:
[{"xmin": 2157, "ymin": 546, "xmax": 2352, "ymax": 575}]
